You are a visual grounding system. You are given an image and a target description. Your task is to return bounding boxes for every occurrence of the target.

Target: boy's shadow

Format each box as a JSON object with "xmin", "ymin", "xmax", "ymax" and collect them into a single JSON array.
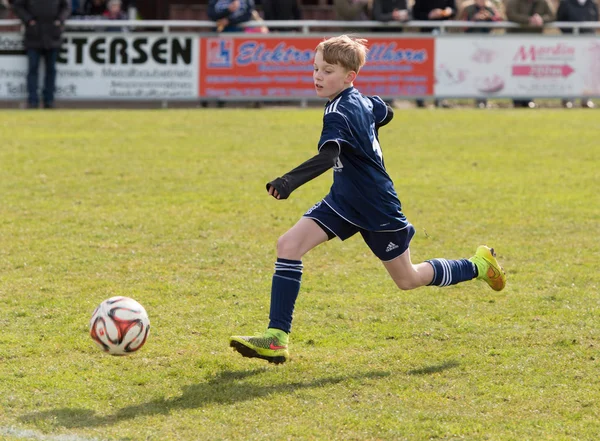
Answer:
[{"xmin": 20, "ymin": 368, "xmax": 390, "ymax": 429}]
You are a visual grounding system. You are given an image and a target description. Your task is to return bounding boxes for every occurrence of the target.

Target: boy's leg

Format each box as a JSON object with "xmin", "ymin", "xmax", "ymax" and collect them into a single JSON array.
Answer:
[
  {"xmin": 230, "ymin": 218, "xmax": 329, "ymax": 363},
  {"xmin": 383, "ymin": 246, "xmax": 505, "ymax": 291},
  {"xmin": 382, "ymin": 248, "xmax": 435, "ymax": 290}
]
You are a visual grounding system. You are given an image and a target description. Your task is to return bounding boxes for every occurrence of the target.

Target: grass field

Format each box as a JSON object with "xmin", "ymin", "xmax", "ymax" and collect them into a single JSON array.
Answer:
[{"xmin": 0, "ymin": 108, "xmax": 598, "ymax": 441}]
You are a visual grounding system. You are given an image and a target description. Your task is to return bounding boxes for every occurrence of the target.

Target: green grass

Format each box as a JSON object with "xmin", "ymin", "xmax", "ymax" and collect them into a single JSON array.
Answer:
[{"xmin": 0, "ymin": 108, "xmax": 598, "ymax": 441}]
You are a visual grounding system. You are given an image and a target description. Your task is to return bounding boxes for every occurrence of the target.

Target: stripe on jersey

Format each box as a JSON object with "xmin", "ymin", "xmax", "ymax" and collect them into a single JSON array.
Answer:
[{"xmin": 325, "ymin": 96, "xmax": 342, "ymax": 115}]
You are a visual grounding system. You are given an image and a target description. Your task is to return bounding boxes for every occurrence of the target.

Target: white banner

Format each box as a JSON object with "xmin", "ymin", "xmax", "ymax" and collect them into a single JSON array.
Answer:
[
  {"xmin": 435, "ymin": 36, "xmax": 600, "ymax": 98},
  {"xmin": 0, "ymin": 33, "xmax": 199, "ymax": 100}
]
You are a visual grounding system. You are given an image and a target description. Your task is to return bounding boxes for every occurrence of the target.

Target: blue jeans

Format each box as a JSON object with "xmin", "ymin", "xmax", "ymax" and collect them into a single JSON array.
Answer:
[{"xmin": 27, "ymin": 48, "xmax": 58, "ymax": 107}]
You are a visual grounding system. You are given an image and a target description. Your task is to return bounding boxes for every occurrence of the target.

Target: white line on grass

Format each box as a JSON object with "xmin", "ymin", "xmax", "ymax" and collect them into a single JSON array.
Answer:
[{"xmin": 0, "ymin": 427, "xmax": 102, "ymax": 441}]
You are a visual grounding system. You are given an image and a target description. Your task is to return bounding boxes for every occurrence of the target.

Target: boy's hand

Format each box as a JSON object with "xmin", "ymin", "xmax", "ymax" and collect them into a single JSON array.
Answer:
[{"xmin": 266, "ymin": 178, "xmax": 289, "ymax": 200}]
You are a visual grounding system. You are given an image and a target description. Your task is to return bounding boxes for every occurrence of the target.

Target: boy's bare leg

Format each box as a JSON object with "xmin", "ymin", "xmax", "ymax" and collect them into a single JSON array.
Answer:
[
  {"xmin": 277, "ymin": 217, "xmax": 329, "ymax": 260},
  {"xmin": 382, "ymin": 248, "xmax": 434, "ymax": 290}
]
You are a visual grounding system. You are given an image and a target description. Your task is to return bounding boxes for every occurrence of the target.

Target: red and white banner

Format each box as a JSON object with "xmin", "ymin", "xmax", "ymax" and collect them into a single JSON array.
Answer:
[
  {"xmin": 200, "ymin": 36, "xmax": 435, "ymax": 98},
  {"xmin": 435, "ymin": 36, "xmax": 600, "ymax": 98}
]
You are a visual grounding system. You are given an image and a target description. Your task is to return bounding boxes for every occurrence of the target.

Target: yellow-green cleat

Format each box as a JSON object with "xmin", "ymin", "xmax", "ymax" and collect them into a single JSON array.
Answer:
[
  {"xmin": 469, "ymin": 245, "xmax": 506, "ymax": 291},
  {"xmin": 229, "ymin": 328, "xmax": 289, "ymax": 364}
]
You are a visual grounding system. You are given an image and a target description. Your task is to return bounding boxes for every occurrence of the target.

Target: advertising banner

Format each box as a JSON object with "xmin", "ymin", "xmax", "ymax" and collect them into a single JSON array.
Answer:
[
  {"xmin": 3, "ymin": 32, "xmax": 600, "ymax": 101},
  {"xmin": 435, "ymin": 36, "xmax": 600, "ymax": 98},
  {"xmin": 200, "ymin": 36, "xmax": 435, "ymax": 98},
  {"xmin": 0, "ymin": 33, "xmax": 199, "ymax": 100}
]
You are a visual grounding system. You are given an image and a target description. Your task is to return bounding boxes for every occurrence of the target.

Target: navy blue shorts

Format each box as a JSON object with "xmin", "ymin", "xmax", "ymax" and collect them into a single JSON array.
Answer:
[{"xmin": 303, "ymin": 200, "xmax": 415, "ymax": 261}]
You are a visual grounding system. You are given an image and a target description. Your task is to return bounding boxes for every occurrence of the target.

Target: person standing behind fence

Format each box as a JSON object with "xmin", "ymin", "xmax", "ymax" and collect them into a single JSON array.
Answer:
[
  {"xmin": 460, "ymin": 0, "xmax": 502, "ymax": 108},
  {"xmin": 13, "ymin": 0, "xmax": 71, "ymax": 109},
  {"xmin": 505, "ymin": 0, "xmax": 555, "ymax": 108},
  {"xmin": 461, "ymin": 0, "xmax": 501, "ymax": 32},
  {"xmin": 372, "ymin": 0, "xmax": 410, "ymax": 31},
  {"xmin": 208, "ymin": 0, "xmax": 255, "ymax": 33},
  {"xmin": 261, "ymin": 0, "xmax": 301, "ymax": 32},
  {"xmin": 412, "ymin": 0, "xmax": 455, "ymax": 108},
  {"xmin": 557, "ymin": 0, "xmax": 598, "ymax": 108}
]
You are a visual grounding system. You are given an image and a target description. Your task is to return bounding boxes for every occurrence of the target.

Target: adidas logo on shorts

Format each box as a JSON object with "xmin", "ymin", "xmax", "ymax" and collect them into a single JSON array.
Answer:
[{"xmin": 386, "ymin": 242, "xmax": 399, "ymax": 252}]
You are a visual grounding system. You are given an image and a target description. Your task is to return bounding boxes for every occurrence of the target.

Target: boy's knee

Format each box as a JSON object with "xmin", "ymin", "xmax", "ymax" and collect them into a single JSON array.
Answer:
[
  {"xmin": 276, "ymin": 234, "xmax": 299, "ymax": 258},
  {"xmin": 394, "ymin": 278, "xmax": 419, "ymax": 291}
]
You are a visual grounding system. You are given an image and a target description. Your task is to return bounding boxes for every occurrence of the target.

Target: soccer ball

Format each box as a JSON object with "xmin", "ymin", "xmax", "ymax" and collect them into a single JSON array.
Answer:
[{"xmin": 89, "ymin": 296, "xmax": 150, "ymax": 355}]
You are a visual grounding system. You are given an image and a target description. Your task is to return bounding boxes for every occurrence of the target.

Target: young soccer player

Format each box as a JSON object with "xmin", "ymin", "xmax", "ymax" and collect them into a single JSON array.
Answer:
[{"xmin": 229, "ymin": 35, "xmax": 506, "ymax": 364}]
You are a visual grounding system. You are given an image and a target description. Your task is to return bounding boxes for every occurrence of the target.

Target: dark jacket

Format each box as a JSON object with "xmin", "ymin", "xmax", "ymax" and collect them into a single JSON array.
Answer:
[
  {"xmin": 83, "ymin": 0, "xmax": 106, "ymax": 16},
  {"xmin": 412, "ymin": 0, "xmax": 456, "ymax": 20},
  {"xmin": 373, "ymin": 0, "xmax": 409, "ymax": 21},
  {"xmin": 13, "ymin": 0, "xmax": 70, "ymax": 49},
  {"xmin": 505, "ymin": 0, "xmax": 555, "ymax": 33},
  {"xmin": 556, "ymin": 0, "xmax": 598, "ymax": 33},
  {"xmin": 208, "ymin": 0, "xmax": 254, "ymax": 31}
]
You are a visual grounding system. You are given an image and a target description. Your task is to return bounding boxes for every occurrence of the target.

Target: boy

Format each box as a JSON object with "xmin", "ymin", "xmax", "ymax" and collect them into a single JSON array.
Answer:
[{"xmin": 230, "ymin": 35, "xmax": 506, "ymax": 364}]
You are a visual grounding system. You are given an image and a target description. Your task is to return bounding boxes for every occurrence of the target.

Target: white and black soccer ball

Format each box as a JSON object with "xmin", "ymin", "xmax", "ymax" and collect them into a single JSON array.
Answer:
[{"xmin": 89, "ymin": 296, "xmax": 150, "ymax": 355}]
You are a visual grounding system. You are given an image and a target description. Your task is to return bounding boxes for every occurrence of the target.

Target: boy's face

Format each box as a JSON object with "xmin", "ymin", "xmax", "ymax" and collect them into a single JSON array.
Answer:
[{"xmin": 313, "ymin": 50, "xmax": 356, "ymax": 100}]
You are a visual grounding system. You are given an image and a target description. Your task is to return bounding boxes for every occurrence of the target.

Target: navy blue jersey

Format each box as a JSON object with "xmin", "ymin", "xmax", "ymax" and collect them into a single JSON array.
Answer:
[{"xmin": 318, "ymin": 87, "xmax": 408, "ymax": 232}]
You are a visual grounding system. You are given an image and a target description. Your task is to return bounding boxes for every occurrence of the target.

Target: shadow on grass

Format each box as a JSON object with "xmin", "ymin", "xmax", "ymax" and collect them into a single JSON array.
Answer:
[
  {"xmin": 20, "ymin": 368, "xmax": 390, "ymax": 429},
  {"xmin": 407, "ymin": 360, "xmax": 459, "ymax": 375}
]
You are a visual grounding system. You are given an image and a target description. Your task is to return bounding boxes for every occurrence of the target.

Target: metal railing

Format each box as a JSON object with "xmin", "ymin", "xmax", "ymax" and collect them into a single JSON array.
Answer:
[{"xmin": 0, "ymin": 18, "xmax": 599, "ymax": 34}]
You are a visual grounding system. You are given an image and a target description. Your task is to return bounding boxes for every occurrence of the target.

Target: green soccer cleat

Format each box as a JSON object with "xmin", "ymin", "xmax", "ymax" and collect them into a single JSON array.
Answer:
[
  {"xmin": 469, "ymin": 245, "xmax": 506, "ymax": 291},
  {"xmin": 229, "ymin": 328, "xmax": 289, "ymax": 364}
]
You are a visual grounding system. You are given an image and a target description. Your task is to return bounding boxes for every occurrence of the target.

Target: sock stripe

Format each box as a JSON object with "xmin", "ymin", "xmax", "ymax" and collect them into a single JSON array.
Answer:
[
  {"xmin": 273, "ymin": 274, "xmax": 302, "ymax": 284},
  {"xmin": 275, "ymin": 266, "xmax": 303, "ymax": 274},
  {"xmin": 443, "ymin": 259, "xmax": 452, "ymax": 286},
  {"xmin": 427, "ymin": 257, "xmax": 476, "ymax": 287},
  {"xmin": 440, "ymin": 258, "xmax": 450, "ymax": 286},
  {"xmin": 275, "ymin": 261, "xmax": 303, "ymax": 273}
]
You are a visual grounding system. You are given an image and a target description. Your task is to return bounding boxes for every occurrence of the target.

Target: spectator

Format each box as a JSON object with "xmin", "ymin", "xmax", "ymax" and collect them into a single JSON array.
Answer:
[
  {"xmin": 412, "ymin": 0, "xmax": 456, "ymax": 108},
  {"xmin": 261, "ymin": 0, "xmax": 301, "ymax": 31},
  {"xmin": 461, "ymin": 0, "xmax": 502, "ymax": 108},
  {"xmin": 412, "ymin": 0, "xmax": 456, "ymax": 28},
  {"xmin": 334, "ymin": 0, "xmax": 372, "ymax": 21},
  {"xmin": 103, "ymin": 0, "xmax": 126, "ymax": 19},
  {"xmin": 505, "ymin": 0, "xmax": 555, "ymax": 108},
  {"xmin": 12, "ymin": 0, "xmax": 71, "ymax": 109},
  {"xmin": 83, "ymin": 0, "xmax": 106, "ymax": 16},
  {"xmin": 557, "ymin": 0, "xmax": 598, "ymax": 108},
  {"xmin": 208, "ymin": 0, "xmax": 255, "ymax": 33},
  {"xmin": 103, "ymin": 0, "xmax": 127, "ymax": 31},
  {"xmin": 461, "ymin": 0, "xmax": 501, "ymax": 31},
  {"xmin": 244, "ymin": 9, "xmax": 269, "ymax": 33},
  {"xmin": 372, "ymin": 0, "xmax": 410, "ymax": 30}
]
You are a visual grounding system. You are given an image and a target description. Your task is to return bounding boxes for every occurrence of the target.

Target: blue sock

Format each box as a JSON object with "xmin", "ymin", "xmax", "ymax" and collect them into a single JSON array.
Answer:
[
  {"xmin": 426, "ymin": 258, "xmax": 477, "ymax": 287},
  {"xmin": 268, "ymin": 258, "xmax": 303, "ymax": 333}
]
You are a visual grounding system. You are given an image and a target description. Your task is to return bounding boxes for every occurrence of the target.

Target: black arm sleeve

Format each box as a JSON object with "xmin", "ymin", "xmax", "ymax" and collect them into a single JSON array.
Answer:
[
  {"xmin": 376, "ymin": 105, "xmax": 394, "ymax": 129},
  {"xmin": 266, "ymin": 141, "xmax": 340, "ymax": 199}
]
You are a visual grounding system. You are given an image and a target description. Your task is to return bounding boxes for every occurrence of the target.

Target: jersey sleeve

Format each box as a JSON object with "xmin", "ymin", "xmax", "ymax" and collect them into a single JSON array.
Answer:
[
  {"xmin": 318, "ymin": 111, "xmax": 352, "ymax": 152},
  {"xmin": 368, "ymin": 96, "xmax": 389, "ymax": 126}
]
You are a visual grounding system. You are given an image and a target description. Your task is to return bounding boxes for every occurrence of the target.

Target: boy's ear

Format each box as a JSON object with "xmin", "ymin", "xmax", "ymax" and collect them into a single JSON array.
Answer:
[{"xmin": 345, "ymin": 70, "xmax": 357, "ymax": 84}]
